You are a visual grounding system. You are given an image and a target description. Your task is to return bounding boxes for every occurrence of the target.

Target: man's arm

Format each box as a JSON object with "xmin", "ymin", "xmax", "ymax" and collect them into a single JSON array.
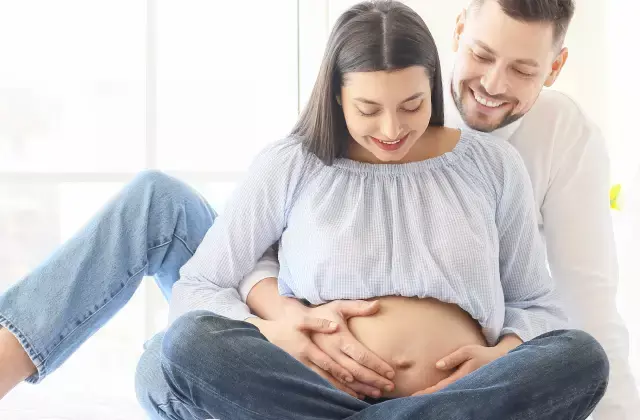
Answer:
[
  {"xmin": 246, "ymin": 276, "xmax": 307, "ymax": 320},
  {"xmin": 237, "ymin": 245, "xmax": 294, "ymax": 319},
  {"xmin": 542, "ymin": 123, "xmax": 639, "ymax": 419}
]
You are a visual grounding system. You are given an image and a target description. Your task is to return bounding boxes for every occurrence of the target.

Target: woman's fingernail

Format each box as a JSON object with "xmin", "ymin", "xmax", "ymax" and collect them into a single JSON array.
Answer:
[
  {"xmin": 329, "ymin": 322, "xmax": 337, "ymax": 329},
  {"xmin": 436, "ymin": 360, "xmax": 446, "ymax": 368},
  {"xmin": 384, "ymin": 385, "xmax": 393, "ymax": 392},
  {"xmin": 386, "ymin": 371, "xmax": 395, "ymax": 379}
]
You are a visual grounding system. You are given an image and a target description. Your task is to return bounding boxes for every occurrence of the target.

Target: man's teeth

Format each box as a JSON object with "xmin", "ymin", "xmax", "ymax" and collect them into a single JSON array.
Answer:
[{"xmin": 473, "ymin": 91, "xmax": 505, "ymax": 108}]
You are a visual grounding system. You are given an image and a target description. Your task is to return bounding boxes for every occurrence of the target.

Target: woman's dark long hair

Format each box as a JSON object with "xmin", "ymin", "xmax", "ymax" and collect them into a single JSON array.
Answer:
[{"xmin": 291, "ymin": 0, "xmax": 444, "ymax": 165}]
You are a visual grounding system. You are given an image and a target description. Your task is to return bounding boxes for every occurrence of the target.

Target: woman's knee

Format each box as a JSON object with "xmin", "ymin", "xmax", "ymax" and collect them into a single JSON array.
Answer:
[
  {"xmin": 565, "ymin": 330, "xmax": 609, "ymax": 375},
  {"xmin": 134, "ymin": 334, "xmax": 172, "ymax": 417},
  {"xmin": 544, "ymin": 329, "xmax": 610, "ymax": 384},
  {"xmin": 161, "ymin": 311, "xmax": 243, "ymax": 373},
  {"xmin": 128, "ymin": 170, "xmax": 187, "ymax": 200},
  {"xmin": 121, "ymin": 170, "xmax": 216, "ymax": 225}
]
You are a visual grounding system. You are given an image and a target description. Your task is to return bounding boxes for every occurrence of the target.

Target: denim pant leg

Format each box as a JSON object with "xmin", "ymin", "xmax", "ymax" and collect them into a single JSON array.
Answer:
[
  {"xmin": 136, "ymin": 332, "xmax": 213, "ymax": 420},
  {"xmin": 143, "ymin": 320, "xmax": 608, "ymax": 420},
  {"xmin": 136, "ymin": 311, "xmax": 370, "ymax": 420},
  {"xmin": 0, "ymin": 170, "xmax": 215, "ymax": 383},
  {"xmin": 347, "ymin": 329, "xmax": 609, "ymax": 420}
]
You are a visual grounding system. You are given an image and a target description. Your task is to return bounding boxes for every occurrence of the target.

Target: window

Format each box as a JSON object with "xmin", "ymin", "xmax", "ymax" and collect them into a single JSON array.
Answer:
[{"xmin": 0, "ymin": 1, "xmax": 298, "ymax": 418}]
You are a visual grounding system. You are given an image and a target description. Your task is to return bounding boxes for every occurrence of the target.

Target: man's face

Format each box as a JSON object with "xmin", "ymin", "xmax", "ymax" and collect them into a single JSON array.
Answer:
[{"xmin": 451, "ymin": 0, "xmax": 568, "ymax": 132}]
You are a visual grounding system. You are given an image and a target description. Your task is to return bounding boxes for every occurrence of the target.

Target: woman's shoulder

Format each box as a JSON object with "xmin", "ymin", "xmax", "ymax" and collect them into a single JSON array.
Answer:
[
  {"xmin": 247, "ymin": 136, "xmax": 318, "ymax": 173},
  {"xmin": 461, "ymin": 130, "xmax": 521, "ymax": 162},
  {"xmin": 244, "ymin": 136, "xmax": 326, "ymax": 200},
  {"xmin": 461, "ymin": 129, "xmax": 528, "ymax": 176},
  {"xmin": 254, "ymin": 136, "xmax": 306, "ymax": 161},
  {"xmin": 459, "ymin": 129, "xmax": 531, "ymax": 197}
]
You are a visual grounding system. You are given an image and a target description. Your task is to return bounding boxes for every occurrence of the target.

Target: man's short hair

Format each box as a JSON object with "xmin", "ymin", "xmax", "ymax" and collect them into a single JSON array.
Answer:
[{"xmin": 470, "ymin": 0, "xmax": 575, "ymax": 45}]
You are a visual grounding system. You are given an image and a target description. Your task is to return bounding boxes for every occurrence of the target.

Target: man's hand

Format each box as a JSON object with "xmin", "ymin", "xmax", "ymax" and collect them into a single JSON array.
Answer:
[
  {"xmin": 247, "ymin": 316, "xmax": 366, "ymax": 399},
  {"xmin": 412, "ymin": 335, "xmax": 523, "ymax": 396},
  {"xmin": 307, "ymin": 300, "xmax": 396, "ymax": 399}
]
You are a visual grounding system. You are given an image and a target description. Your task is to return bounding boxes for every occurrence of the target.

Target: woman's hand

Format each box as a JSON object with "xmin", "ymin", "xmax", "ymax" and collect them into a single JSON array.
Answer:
[
  {"xmin": 411, "ymin": 335, "xmax": 523, "ymax": 396},
  {"xmin": 247, "ymin": 315, "xmax": 363, "ymax": 399},
  {"xmin": 306, "ymin": 300, "xmax": 397, "ymax": 399},
  {"xmin": 244, "ymin": 277, "xmax": 395, "ymax": 398}
]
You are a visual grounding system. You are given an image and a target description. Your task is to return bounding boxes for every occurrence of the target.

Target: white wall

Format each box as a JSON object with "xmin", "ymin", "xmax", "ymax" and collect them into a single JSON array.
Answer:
[{"xmin": 607, "ymin": 1, "xmax": 640, "ymax": 185}]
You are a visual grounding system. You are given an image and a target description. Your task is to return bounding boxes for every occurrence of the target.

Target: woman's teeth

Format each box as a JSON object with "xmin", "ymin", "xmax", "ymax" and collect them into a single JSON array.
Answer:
[
  {"xmin": 473, "ymin": 91, "xmax": 505, "ymax": 108},
  {"xmin": 374, "ymin": 134, "xmax": 407, "ymax": 144},
  {"xmin": 379, "ymin": 138, "xmax": 402, "ymax": 144}
]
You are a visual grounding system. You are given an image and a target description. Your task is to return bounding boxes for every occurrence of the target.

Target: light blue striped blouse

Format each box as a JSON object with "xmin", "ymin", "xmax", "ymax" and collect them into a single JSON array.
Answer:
[{"xmin": 169, "ymin": 130, "xmax": 567, "ymax": 344}]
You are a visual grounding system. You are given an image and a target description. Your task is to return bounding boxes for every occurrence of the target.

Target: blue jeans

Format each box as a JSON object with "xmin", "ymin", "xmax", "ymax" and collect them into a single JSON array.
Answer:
[
  {"xmin": 0, "ymin": 171, "xmax": 608, "ymax": 419},
  {"xmin": 0, "ymin": 170, "xmax": 216, "ymax": 383},
  {"xmin": 138, "ymin": 311, "xmax": 608, "ymax": 420}
]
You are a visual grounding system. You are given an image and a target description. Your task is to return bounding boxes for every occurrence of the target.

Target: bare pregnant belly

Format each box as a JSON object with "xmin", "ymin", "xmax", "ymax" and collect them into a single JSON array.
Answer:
[{"xmin": 347, "ymin": 296, "xmax": 487, "ymax": 398}]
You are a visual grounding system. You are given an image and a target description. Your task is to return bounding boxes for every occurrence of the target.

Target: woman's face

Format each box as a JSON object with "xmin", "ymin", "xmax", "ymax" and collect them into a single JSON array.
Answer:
[{"xmin": 340, "ymin": 66, "xmax": 433, "ymax": 163}]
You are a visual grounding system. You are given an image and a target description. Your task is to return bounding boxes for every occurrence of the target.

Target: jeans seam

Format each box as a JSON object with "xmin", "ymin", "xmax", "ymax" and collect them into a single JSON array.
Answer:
[
  {"xmin": 163, "ymin": 355, "xmax": 283, "ymax": 420},
  {"xmin": 155, "ymin": 399, "xmax": 185, "ymax": 420},
  {"xmin": 170, "ymin": 232, "xmax": 196, "ymax": 255},
  {"xmin": 0, "ymin": 313, "xmax": 47, "ymax": 380}
]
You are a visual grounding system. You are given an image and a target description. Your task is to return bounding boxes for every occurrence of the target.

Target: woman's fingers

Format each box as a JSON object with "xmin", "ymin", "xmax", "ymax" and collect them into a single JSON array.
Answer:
[
  {"xmin": 307, "ymin": 364, "xmax": 361, "ymax": 400},
  {"xmin": 339, "ymin": 338, "xmax": 395, "ymax": 381},
  {"xmin": 312, "ymin": 334, "xmax": 395, "ymax": 396},
  {"xmin": 304, "ymin": 341, "xmax": 385, "ymax": 397},
  {"xmin": 336, "ymin": 300, "xmax": 380, "ymax": 319},
  {"xmin": 304, "ymin": 340, "xmax": 353, "ymax": 384},
  {"xmin": 332, "ymin": 351, "xmax": 393, "ymax": 397},
  {"xmin": 296, "ymin": 316, "xmax": 338, "ymax": 333}
]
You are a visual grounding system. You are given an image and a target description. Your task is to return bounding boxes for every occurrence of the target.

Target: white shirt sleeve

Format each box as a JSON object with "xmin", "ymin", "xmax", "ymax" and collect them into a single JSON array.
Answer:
[
  {"xmin": 238, "ymin": 245, "xmax": 280, "ymax": 303},
  {"xmin": 542, "ymin": 124, "xmax": 640, "ymax": 420}
]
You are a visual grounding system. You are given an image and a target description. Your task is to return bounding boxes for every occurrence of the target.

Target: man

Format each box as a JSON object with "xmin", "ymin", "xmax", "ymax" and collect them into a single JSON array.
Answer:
[{"xmin": 240, "ymin": 1, "xmax": 639, "ymax": 419}]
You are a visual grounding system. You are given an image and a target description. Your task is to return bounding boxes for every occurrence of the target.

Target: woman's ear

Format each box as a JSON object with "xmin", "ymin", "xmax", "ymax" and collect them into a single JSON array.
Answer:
[{"xmin": 336, "ymin": 95, "xmax": 342, "ymax": 106}]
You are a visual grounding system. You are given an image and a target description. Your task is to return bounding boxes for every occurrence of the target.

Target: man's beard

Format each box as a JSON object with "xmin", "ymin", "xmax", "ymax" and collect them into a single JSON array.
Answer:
[{"xmin": 451, "ymin": 81, "xmax": 524, "ymax": 133}]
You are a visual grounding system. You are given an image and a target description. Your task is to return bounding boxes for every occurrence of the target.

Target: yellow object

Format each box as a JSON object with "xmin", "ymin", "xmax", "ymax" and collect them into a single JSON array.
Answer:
[{"xmin": 610, "ymin": 184, "xmax": 622, "ymax": 210}]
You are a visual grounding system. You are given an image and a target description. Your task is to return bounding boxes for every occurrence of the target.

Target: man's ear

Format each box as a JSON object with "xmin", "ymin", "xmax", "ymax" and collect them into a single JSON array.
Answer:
[
  {"xmin": 544, "ymin": 47, "xmax": 568, "ymax": 87},
  {"xmin": 452, "ymin": 8, "xmax": 467, "ymax": 52}
]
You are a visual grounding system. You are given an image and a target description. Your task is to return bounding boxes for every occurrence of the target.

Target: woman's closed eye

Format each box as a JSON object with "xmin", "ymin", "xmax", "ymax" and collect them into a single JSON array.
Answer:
[
  {"xmin": 401, "ymin": 99, "xmax": 423, "ymax": 113},
  {"xmin": 356, "ymin": 107, "xmax": 380, "ymax": 117},
  {"xmin": 356, "ymin": 100, "xmax": 423, "ymax": 117}
]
